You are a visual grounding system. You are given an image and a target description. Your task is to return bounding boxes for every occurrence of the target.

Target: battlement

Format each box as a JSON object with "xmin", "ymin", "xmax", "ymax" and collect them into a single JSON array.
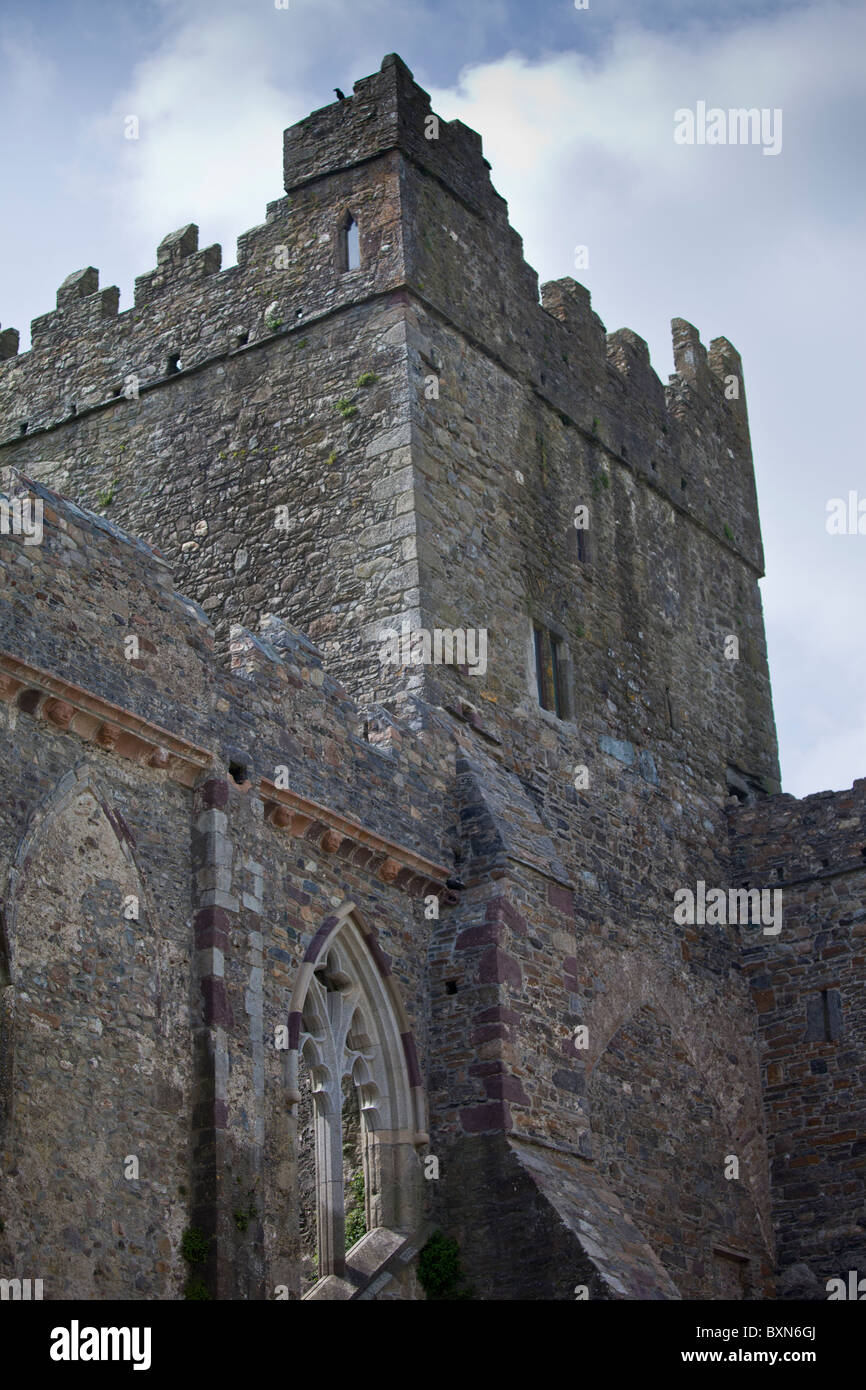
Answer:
[
  {"xmin": 133, "ymin": 223, "xmax": 222, "ymax": 309},
  {"xmin": 0, "ymin": 56, "xmax": 761, "ymax": 577},
  {"xmin": 30, "ymin": 272, "xmax": 120, "ymax": 342},
  {"xmin": 283, "ymin": 54, "xmax": 501, "ymax": 219},
  {"xmin": 0, "ymin": 49, "xmax": 773, "ymax": 773},
  {"xmin": 729, "ymin": 777, "xmax": 866, "ymax": 885}
]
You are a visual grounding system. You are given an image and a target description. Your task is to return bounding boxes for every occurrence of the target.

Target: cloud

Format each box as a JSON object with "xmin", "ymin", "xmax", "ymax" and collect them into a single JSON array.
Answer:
[{"xmin": 89, "ymin": 17, "xmax": 293, "ymax": 261}]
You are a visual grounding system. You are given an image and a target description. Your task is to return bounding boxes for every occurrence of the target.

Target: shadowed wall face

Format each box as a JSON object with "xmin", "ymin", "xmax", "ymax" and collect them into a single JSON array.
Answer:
[
  {"xmin": 589, "ymin": 1004, "xmax": 767, "ymax": 1299},
  {"xmin": 0, "ymin": 788, "xmax": 186, "ymax": 1299}
]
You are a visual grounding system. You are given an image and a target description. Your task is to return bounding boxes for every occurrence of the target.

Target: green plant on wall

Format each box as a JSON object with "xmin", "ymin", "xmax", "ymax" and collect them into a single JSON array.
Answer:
[
  {"xmin": 418, "ymin": 1230, "xmax": 474, "ymax": 1300},
  {"xmin": 233, "ymin": 1177, "xmax": 259, "ymax": 1233},
  {"xmin": 184, "ymin": 1276, "xmax": 211, "ymax": 1300},
  {"xmin": 344, "ymin": 1170, "xmax": 366, "ymax": 1249},
  {"xmin": 181, "ymin": 1226, "xmax": 209, "ymax": 1266},
  {"xmin": 233, "ymin": 1200, "xmax": 258, "ymax": 1233},
  {"xmin": 97, "ymin": 476, "xmax": 118, "ymax": 508},
  {"xmin": 181, "ymin": 1225, "xmax": 212, "ymax": 1300},
  {"xmin": 335, "ymin": 396, "xmax": 358, "ymax": 419}
]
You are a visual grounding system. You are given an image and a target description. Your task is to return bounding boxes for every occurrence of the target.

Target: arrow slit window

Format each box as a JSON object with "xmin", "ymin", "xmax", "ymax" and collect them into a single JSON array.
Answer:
[{"xmin": 338, "ymin": 212, "xmax": 361, "ymax": 273}]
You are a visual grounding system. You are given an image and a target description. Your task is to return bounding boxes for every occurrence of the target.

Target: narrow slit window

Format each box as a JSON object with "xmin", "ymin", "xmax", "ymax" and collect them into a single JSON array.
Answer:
[
  {"xmin": 805, "ymin": 987, "xmax": 842, "ymax": 1042},
  {"xmin": 0, "ymin": 909, "xmax": 10, "ymax": 988},
  {"xmin": 821, "ymin": 988, "xmax": 842, "ymax": 1041},
  {"xmin": 345, "ymin": 216, "xmax": 360, "ymax": 272},
  {"xmin": 534, "ymin": 626, "xmax": 548, "ymax": 710},
  {"xmin": 553, "ymin": 636, "xmax": 567, "ymax": 711},
  {"xmin": 534, "ymin": 625, "xmax": 567, "ymax": 719}
]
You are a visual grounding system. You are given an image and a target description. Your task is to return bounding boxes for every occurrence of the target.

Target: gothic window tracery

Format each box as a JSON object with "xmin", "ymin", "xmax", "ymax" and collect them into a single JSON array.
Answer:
[{"xmin": 287, "ymin": 909, "xmax": 426, "ymax": 1286}]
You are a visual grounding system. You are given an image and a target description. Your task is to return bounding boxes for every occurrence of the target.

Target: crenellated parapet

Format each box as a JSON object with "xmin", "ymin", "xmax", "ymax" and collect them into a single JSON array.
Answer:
[
  {"xmin": 0, "ymin": 76, "xmax": 411, "ymax": 433},
  {"xmin": 283, "ymin": 53, "xmax": 507, "ymax": 224},
  {"xmin": 0, "ymin": 326, "xmax": 19, "ymax": 362},
  {"xmin": 0, "ymin": 54, "xmax": 761, "ymax": 573},
  {"xmin": 132, "ymin": 224, "xmax": 222, "ymax": 309},
  {"xmin": 28, "ymin": 267, "xmax": 120, "ymax": 352},
  {"xmin": 0, "ymin": 41, "xmax": 769, "ymax": 754},
  {"xmin": 0, "ymin": 207, "xmax": 305, "ymax": 428}
]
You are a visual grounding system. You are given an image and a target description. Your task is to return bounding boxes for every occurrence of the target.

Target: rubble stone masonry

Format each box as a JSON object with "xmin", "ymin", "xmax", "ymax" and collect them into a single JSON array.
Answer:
[{"xmin": 0, "ymin": 54, "xmax": 861, "ymax": 1300}]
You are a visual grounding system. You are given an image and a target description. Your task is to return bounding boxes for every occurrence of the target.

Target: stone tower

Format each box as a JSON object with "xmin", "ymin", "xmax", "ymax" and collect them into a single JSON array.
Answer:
[{"xmin": 0, "ymin": 56, "xmax": 862, "ymax": 1301}]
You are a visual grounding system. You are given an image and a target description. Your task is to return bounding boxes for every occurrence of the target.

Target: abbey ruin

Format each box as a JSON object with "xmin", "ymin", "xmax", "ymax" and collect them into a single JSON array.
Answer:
[{"xmin": 0, "ymin": 54, "xmax": 862, "ymax": 1300}]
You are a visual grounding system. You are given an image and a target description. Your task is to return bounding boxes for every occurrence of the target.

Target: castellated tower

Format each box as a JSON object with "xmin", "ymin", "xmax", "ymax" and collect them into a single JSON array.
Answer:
[{"xmin": 0, "ymin": 56, "xmax": 863, "ymax": 1302}]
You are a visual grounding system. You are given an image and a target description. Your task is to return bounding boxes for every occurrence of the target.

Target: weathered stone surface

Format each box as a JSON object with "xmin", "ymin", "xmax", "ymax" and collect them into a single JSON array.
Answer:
[
  {"xmin": 729, "ymin": 785, "xmax": 866, "ymax": 1293},
  {"xmin": 0, "ymin": 53, "xmax": 861, "ymax": 1304}
]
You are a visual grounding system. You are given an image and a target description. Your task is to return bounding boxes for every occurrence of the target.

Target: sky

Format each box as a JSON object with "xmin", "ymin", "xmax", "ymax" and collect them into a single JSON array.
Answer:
[{"xmin": 0, "ymin": 0, "xmax": 864, "ymax": 797}]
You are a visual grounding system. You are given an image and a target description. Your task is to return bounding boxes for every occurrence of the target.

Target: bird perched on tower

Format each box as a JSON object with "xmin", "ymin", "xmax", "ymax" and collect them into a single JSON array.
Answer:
[{"xmin": 334, "ymin": 87, "xmax": 346, "ymax": 101}]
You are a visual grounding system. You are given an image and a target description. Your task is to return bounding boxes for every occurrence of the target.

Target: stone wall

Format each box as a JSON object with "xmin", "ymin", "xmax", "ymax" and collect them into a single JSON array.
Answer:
[
  {"xmin": 0, "ymin": 478, "xmax": 452, "ymax": 1299},
  {"xmin": 729, "ymin": 784, "xmax": 866, "ymax": 1295},
  {"xmin": 0, "ymin": 763, "xmax": 191, "ymax": 1299},
  {"xmin": 0, "ymin": 459, "xmax": 781, "ymax": 1302},
  {"xmin": 0, "ymin": 56, "xmax": 777, "ymax": 744},
  {"xmin": 0, "ymin": 52, "xmax": 861, "ymax": 1303}
]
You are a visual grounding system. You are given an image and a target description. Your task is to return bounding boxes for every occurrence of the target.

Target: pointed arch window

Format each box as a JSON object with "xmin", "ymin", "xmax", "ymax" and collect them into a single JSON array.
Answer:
[{"xmin": 286, "ymin": 907, "xmax": 426, "ymax": 1287}]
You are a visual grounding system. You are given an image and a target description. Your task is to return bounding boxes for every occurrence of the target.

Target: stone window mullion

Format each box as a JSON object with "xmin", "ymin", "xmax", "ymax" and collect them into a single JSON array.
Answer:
[{"xmin": 315, "ymin": 1096, "xmax": 346, "ymax": 1278}]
